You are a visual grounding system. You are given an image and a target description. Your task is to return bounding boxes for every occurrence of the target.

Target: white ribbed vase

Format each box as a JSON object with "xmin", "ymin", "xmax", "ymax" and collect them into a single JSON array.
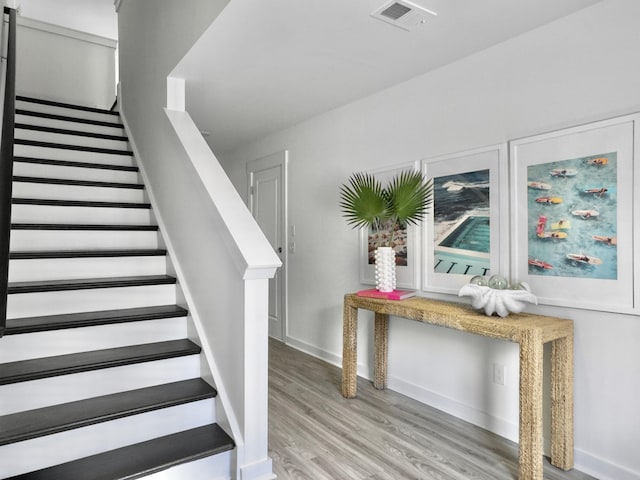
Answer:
[{"xmin": 374, "ymin": 246, "xmax": 396, "ymax": 292}]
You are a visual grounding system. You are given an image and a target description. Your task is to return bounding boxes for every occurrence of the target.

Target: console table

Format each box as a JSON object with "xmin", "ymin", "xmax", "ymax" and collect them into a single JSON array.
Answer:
[{"xmin": 341, "ymin": 293, "xmax": 574, "ymax": 480}]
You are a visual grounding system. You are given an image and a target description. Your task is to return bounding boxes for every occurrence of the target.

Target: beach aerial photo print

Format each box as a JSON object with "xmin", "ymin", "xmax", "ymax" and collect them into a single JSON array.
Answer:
[{"xmin": 526, "ymin": 152, "xmax": 618, "ymax": 280}]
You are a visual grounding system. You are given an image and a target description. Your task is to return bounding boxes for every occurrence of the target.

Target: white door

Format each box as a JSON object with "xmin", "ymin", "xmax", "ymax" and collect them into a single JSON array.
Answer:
[{"xmin": 248, "ymin": 151, "xmax": 287, "ymax": 341}]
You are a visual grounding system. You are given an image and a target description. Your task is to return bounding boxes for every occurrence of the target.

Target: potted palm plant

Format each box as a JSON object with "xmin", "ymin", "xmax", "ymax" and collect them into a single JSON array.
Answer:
[{"xmin": 339, "ymin": 170, "xmax": 433, "ymax": 292}]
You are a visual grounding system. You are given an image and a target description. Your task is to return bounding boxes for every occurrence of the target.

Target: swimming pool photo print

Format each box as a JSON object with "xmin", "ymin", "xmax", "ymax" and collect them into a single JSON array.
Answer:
[{"xmin": 422, "ymin": 144, "xmax": 509, "ymax": 295}]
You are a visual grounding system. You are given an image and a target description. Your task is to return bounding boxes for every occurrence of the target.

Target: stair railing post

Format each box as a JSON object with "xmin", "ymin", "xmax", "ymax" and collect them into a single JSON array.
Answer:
[{"xmin": 0, "ymin": 7, "xmax": 17, "ymax": 337}]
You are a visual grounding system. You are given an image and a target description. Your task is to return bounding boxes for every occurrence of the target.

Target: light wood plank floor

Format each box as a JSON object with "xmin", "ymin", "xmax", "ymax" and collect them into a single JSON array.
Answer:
[{"xmin": 268, "ymin": 339, "xmax": 596, "ymax": 480}]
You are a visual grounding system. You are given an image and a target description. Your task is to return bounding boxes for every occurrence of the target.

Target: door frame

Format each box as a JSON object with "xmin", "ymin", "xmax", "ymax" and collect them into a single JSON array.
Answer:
[{"xmin": 246, "ymin": 150, "xmax": 288, "ymax": 342}]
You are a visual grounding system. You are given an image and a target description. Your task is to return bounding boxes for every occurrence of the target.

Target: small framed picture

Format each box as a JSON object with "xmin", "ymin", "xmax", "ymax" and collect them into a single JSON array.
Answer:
[{"xmin": 360, "ymin": 162, "xmax": 421, "ymax": 289}]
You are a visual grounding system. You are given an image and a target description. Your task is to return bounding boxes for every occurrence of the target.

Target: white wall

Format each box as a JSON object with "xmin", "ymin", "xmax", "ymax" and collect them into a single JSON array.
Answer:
[
  {"xmin": 118, "ymin": 2, "xmax": 278, "ymax": 478},
  {"xmin": 219, "ymin": 1, "xmax": 640, "ymax": 479},
  {"xmin": 15, "ymin": 0, "xmax": 118, "ymax": 40},
  {"xmin": 16, "ymin": 17, "xmax": 116, "ymax": 108}
]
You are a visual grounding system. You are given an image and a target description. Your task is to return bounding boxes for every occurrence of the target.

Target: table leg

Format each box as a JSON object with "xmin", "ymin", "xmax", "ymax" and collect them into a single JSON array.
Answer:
[
  {"xmin": 550, "ymin": 332, "xmax": 574, "ymax": 470},
  {"xmin": 519, "ymin": 330, "xmax": 544, "ymax": 480},
  {"xmin": 342, "ymin": 302, "xmax": 358, "ymax": 398},
  {"xmin": 373, "ymin": 312, "xmax": 389, "ymax": 390}
]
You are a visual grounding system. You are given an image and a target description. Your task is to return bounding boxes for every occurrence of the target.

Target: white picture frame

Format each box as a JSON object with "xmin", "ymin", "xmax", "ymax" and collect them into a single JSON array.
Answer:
[
  {"xmin": 359, "ymin": 161, "xmax": 421, "ymax": 289},
  {"xmin": 510, "ymin": 114, "xmax": 638, "ymax": 313},
  {"xmin": 422, "ymin": 145, "xmax": 509, "ymax": 295}
]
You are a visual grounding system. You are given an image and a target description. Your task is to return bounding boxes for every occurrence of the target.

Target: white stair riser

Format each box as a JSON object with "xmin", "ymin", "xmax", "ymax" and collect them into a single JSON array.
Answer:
[
  {"xmin": 14, "ymin": 161, "xmax": 140, "ymax": 184},
  {"xmin": 7, "ymin": 284, "xmax": 176, "ymax": 318},
  {"xmin": 0, "ymin": 355, "xmax": 200, "ymax": 415},
  {"xmin": 12, "ymin": 182, "xmax": 146, "ymax": 203},
  {"xmin": 15, "ymin": 100, "xmax": 120, "ymax": 124},
  {"xmin": 16, "ymin": 113, "xmax": 125, "ymax": 137},
  {"xmin": 11, "ymin": 204, "xmax": 152, "ymax": 225},
  {"xmin": 143, "ymin": 451, "xmax": 232, "ymax": 480},
  {"xmin": 9, "ymin": 256, "xmax": 167, "ymax": 282},
  {"xmin": 0, "ymin": 317, "xmax": 188, "ymax": 363},
  {"xmin": 16, "ymin": 128, "xmax": 130, "ymax": 151},
  {"xmin": 0, "ymin": 399, "xmax": 216, "ymax": 478},
  {"xmin": 10, "ymin": 229, "xmax": 159, "ymax": 251},
  {"xmin": 14, "ymin": 144, "xmax": 134, "ymax": 167}
]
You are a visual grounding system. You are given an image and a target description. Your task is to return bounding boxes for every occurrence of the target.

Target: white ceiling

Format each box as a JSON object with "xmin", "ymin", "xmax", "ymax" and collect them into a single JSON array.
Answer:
[
  {"xmin": 173, "ymin": 0, "xmax": 601, "ymax": 154},
  {"xmin": 18, "ymin": 0, "xmax": 601, "ymax": 154}
]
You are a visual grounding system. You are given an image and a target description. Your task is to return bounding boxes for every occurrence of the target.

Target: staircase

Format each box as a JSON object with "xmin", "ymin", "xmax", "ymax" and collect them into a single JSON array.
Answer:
[{"xmin": 0, "ymin": 96, "xmax": 234, "ymax": 479}]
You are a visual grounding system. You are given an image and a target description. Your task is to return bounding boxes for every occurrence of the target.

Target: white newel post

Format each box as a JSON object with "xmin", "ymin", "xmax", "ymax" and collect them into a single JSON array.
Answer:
[{"xmin": 239, "ymin": 276, "xmax": 275, "ymax": 480}]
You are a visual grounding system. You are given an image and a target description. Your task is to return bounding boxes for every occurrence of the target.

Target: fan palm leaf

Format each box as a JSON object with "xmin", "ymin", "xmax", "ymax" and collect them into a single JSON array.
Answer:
[
  {"xmin": 340, "ymin": 170, "xmax": 432, "ymax": 248},
  {"xmin": 339, "ymin": 172, "xmax": 388, "ymax": 229},
  {"xmin": 385, "ymin": 170, "xmax": 433, "ymax": 226}
]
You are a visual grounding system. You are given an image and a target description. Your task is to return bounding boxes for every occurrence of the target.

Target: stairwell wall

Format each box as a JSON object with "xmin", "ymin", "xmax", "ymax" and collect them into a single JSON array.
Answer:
[
  {"xmin": 15, "ymin": 16, "xmax": 116, "ymax": 109},
  {"xmin": 117, "ymin": 2, "xmax": 279, "ymax": 479},
  {"xmin": 218, "ymin": 1, "xmax": 640, "ymax": 479}
]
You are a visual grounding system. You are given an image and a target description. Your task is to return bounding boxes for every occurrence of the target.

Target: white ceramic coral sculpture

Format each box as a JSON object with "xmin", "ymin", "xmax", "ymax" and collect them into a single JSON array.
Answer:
[{"xmin": 458, "ymin": 284, "xmax": 537, "ymax": 317}]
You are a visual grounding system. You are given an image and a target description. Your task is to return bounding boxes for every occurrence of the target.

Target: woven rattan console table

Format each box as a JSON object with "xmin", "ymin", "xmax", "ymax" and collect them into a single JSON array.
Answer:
[{"xmin": 341, "ymin": 293, "xmax": 574, "ymax": 480}]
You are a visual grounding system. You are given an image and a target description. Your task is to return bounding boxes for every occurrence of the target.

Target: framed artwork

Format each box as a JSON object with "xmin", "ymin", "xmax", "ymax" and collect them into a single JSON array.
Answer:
[
  {"xmin": 422, "ymin": 145, "xmax": 509, "ymax": 295},
  {"xmin": 359, "ymin": 162, "xmax": 420, "ymax": 289},
  {"xmin": 510, "ymin": 114, "xmax": 638, "ymax": 312}
]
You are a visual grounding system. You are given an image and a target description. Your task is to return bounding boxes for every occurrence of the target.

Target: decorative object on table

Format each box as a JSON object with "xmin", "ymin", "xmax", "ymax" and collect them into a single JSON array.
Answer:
[
  {"xmin": 340, "ymin": 169, "xmax": 432, "ymax": 292},
  {"xmin": 458, "ymin": 275, "xmax": 537, "ymax": 317},
  {"xmin": 356, "ymin": 288, "xmax": 417, "ymax": 300},
  {"xmin": 510, "ymin": 112, "xmax": 637, "ymax": 313},
  {"xmin": 374, "ymin": 246, "xmax": 396, "ymax": 291}
]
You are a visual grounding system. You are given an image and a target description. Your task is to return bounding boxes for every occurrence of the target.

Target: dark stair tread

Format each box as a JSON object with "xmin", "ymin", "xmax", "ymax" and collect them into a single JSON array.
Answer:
[
  {"xmin": 11, "ymin": 223, "xmax": 157, "ymax": 231},
  {"xmin": 16, "ymin": 96, "xmax": 120, "ymax": 117},
  {"xmin": 12, "ymin": 176, "xmax": 144, "ymax": 190},
  {"xmin": 6, "ymin": 424, "xmax": 234, "ymax": 480},
  {"xmin": 12, "ymin": 198, "xmax": 151, "ymax": 209},
  {"xmin": 16, "ymin": 109, "xmax": 124, "ymax": 129},
  {"xmin": 15, "ymin": 139, "xmax": 133, "ymax": 156},
  {"xmin": 10, "ymin": 249, "xmax": 166, "ymax": 259},
  {"xmin": 8, "ymin": 275, "xmax": 176, "ymax": 294},
  {"xmin": 0, "ymin": 339, "xmax": 200, "ymax": 385},
  {"xmin": 5, "ymin": 304, "xmax": 188, "ymax": 335},
  {"xmin": 0, "ymin": 378, "xmax": 216, "ymax": 446},
  {"xmin": 15, "ymin": 123, "xmax": 128, "ymax": 142},
  {"xmin": 14, "ymin": 156, "xmax": 138, "ymax": 172}
]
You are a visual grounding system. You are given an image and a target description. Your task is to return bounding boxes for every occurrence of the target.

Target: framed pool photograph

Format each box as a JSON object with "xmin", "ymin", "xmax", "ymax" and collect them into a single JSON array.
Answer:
[
  {"xmin": 510, "ymin": 114, "xmax": 639, "ymax": 313},
  {"xmin": 359, "ymin": 161, "xmax": 421, "ymax": 289},
  {"xmin": 422, "ymin": 144, "xmax": 509, "ymax": 295}
]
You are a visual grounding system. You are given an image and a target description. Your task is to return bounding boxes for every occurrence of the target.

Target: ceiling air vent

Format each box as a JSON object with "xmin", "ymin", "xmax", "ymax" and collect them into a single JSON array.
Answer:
[{"xmin": 371, "ymin": 0, "xmax": 437, "ymax": 31}]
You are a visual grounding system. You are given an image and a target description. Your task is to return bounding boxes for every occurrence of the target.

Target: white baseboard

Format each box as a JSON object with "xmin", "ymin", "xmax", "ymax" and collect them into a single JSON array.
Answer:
[
  {"xmin": 283, "ymin": 337, "xmax": 640, "ymax": 480},
  {"xmin": 239, "ymin": 457, "xmax": 275, "ymax": 480},
  {"xmin": 285, "ymin": 335, "xmax": 516, "ymax": 438},
  {"xmin": 575, "ymin": 448, "xmax": 640, "ymax": 480},
  {"xmin": 284, "ymin": 335, "xmax": 370, "ymax": 380},
  {"xmin": 386, "ymin": 374, "xmax": 519, "ymax": 442}
]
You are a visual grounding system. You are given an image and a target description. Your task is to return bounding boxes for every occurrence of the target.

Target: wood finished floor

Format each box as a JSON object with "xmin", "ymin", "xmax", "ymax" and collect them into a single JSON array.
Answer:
[{"xmin": 268, "ymin": 339, "xmax": 596, "ymax": 480}]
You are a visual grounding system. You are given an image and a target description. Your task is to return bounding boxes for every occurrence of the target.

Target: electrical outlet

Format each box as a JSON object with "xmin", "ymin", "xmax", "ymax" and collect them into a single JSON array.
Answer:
[{"xmin": 493, "ymin": 363, "xmax": 506, "ymax": 386}]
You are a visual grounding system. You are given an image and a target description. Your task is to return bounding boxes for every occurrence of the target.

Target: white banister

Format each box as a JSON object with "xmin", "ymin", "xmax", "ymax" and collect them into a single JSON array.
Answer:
[
  {"xmin": 164, "ymin": 107, "xmax": 280, "ymax": 280},
  {"xmin": 160, "ymin": 99, "xmax": 279, "ymax": 479}
]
